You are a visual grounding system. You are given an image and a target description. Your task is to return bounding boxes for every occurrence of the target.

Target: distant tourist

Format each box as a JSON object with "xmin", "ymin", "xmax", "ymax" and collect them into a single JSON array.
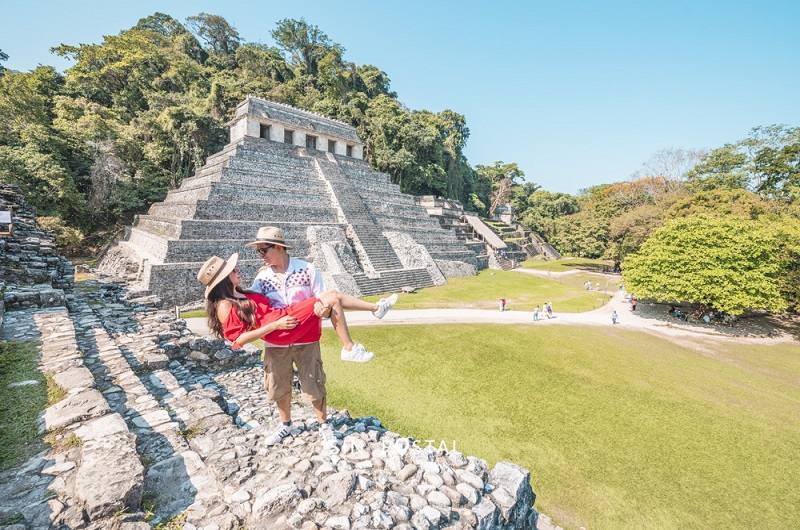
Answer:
[
  {"xmin": 533, "ymin": 306, "xmax": 539, "ymax": 321},
  {"xmin": 612, "ymin": 310, "xmax": 618, "ymax": 325},
  {"xmin": 632, "ymin": 298, "xmax": 638, "ymax": 311},
  {"xmin": 546, "ymin": 302, "xmax": 553, "ymax": 319},
  {"xmin": 499, "ymin": 298, "xmax": 507, "ymax": 312}
]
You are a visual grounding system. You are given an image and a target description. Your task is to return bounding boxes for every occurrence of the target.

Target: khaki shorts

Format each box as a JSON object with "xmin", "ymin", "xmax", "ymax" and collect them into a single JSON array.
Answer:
[{"xmin": 263, "ymin": 342, "xmax": 326, "ymax": 402}]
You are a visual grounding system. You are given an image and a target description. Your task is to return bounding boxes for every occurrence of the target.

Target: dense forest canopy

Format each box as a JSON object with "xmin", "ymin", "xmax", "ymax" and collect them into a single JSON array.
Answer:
[
  {"xmin": 1, "ymin": 14, "xmax": 798, "ymax": 312},
  {"xmin": 0, "ymin": 13, "xmax": 502, "ymax": 246}
]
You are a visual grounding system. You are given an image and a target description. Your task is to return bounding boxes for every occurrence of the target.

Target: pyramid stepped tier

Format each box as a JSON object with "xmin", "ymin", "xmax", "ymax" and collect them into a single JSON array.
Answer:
[
  {"xmin": 147, "ymin": 201, "xmax": 339, "ymax": 223},
  {"xmin": 100, "ymin": 97, "xmax": 480, "ymax": 305},
  {"xmin": 123, "ymin": 219, "xmax": 380, "ymax": 267},
  {"xmin": 133, "ymin": 218, "xmax": 345, "ymax": 244},
  {"xmin": 161, "ymin": 181, "xmax": 332, "ymax": 206}
]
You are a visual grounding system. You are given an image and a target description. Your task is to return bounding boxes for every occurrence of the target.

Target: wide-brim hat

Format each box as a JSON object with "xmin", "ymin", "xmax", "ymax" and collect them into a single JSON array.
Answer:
[
  {"xmin": 244, "ymin": 226, "xmax": 294, "ymax": 249},
  {"xmin": 197, "ymin": 253, "xmax": 239, "ymax": 298}
]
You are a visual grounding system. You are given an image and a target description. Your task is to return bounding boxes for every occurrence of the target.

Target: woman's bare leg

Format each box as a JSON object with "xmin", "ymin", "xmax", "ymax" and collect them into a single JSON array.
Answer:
[
  {"xmin": 317, "ymin": 291, "xmax": 356, "ymax": 350},
  {"xmin": 338, "ymin": 292, "xmax": 378, "ymax": 312}
]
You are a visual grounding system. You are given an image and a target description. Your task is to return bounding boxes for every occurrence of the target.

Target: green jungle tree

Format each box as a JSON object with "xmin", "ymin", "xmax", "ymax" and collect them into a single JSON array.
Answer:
[{"xmin": 622, "ymin": 216, "xmax": 793, "ymax": 314}]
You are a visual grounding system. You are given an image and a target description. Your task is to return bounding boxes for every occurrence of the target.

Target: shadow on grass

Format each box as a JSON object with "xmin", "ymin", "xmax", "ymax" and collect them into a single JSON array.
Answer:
[{"xmin": 632, "ymin": 299, "xmax": 800, "ymax": 339}]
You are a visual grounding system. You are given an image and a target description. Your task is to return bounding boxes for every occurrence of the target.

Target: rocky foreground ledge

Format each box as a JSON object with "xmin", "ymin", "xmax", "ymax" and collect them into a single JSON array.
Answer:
[{"xmin": 0, "ymin": 277, "xmax": 549, "ymax": 529}]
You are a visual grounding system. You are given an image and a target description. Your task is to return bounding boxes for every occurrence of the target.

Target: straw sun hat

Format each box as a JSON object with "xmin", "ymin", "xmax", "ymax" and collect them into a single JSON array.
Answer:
[
  {"xmin": 244, "ymin": 226, "xmax": 293, "ymax": 249},
  {"xmin": 197, "ymin": 253, "xmax": 238, "ymax": 298}
]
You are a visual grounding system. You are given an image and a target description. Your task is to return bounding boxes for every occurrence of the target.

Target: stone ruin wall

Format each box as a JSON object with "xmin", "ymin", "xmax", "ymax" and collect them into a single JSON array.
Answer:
[{"xmin": 0, "ymin": 182, "xmax": 75, "ymax": 324}]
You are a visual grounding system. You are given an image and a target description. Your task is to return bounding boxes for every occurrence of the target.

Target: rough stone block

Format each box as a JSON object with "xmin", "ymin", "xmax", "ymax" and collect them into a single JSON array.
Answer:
[
  {"xmin": 75, "ymin": 431, "xmax": 144, "ymax": 519},
  {"xmin": 40, "ymin": 388, "xmax": 111, "ymax": 432}
]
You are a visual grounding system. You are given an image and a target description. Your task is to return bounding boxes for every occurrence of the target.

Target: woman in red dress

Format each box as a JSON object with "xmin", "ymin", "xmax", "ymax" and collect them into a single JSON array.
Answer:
[{"xmin": 199, "ymin": 253, "xmax": 383, "ymax": 360}]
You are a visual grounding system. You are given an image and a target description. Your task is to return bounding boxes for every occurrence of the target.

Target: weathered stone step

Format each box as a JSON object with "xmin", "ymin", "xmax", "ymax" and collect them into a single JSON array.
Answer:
[
  {"xmin": 153, "ymin": 219, "xmax": 345, "ymax": 244},
  {"xmin": 73, "ymin": 293, "xmax": 248, "ymax": 527},
  {"xmin": 147, "ymin": 201, "xmax": 339, "ymax": 224},
  {"xmin": 374, "ymin": 214, "xmax": 456, "ymax": 233},
  {"xmin": 0, "ymin": 308, "xmax": 146, "ymax": 527},
  {"xmin": 366, "ymin": 201, "xmax": 440, "ymax": 219},
  {"xmin": 195, "ymin": 203, "xmax": 339, "ymax": 223},
  {"xmin": 359, "ymin": 188, "xmax": 420, "ymax": 206},
  {"xmin": 235, "ymin": 149, "xmax": 316, "ymax": 170},
  {"xmin": 164, "ymin": 185, "xmax": 335, "ymax": 210}
]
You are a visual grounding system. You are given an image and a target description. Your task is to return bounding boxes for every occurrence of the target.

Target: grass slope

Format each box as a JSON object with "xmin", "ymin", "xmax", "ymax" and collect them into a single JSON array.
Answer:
[
  {"xmin": 520, "ymin": 257, "xmax": 613, "ymax": 273},
  {"xmin": 320, "ymin": 325, "xmax": 800, "ymax": 530},
  {"xmin": 0, "ymin": 341, "xmax": 48, "ymax": 470}
]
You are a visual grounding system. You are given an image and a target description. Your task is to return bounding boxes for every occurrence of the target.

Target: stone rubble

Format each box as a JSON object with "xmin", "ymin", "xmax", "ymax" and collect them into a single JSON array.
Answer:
[
  {"xmin": 0, "ymin": 182, "xmax": 75, "ymax": 330},
  {"xmin": 0, "ymin": 273, "xmax": 545, "ymax": 529}
]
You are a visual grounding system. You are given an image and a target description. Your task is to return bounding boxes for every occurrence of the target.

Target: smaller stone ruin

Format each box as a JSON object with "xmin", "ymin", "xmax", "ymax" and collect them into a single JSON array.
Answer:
[{"xmin": 0, "ymin": 182, "xmax": 74, "ymax": 327}]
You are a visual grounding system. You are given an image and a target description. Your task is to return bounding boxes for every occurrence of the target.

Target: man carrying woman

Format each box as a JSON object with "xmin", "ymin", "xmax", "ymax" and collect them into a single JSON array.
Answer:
[{"xmin": 197, "ymin": 226, "xmax": 396, "ymax": 450}]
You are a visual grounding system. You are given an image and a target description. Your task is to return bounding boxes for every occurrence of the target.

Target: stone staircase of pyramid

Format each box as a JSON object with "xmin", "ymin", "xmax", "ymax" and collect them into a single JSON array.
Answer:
[
  {"xmin": 309, "ymin": 154, "xmax": 438, "ymax": 294},
  {"xmin": 335, "ymin": 160, "xmax": 482, "ymax": 268}
]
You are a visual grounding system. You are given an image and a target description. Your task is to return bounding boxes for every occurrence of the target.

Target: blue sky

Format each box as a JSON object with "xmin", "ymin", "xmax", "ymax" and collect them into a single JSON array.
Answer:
[{"xmin": 3, "ymin": 1, "xmax": 799, "ymax": 194}]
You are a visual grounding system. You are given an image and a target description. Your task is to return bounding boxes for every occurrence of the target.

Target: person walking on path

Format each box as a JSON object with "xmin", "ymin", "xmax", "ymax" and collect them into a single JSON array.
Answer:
[
  {"xmin": 612, "ymin": 310, "xmax": 618, "ymax": 325},
  {"xmin": 632, "ymin": 298, "xmax": 638, "ymax": 311},
  {"xmin": 545, "ymin": 302, "xmax": 553, "ymax": 319},
  {"xmin": 533, "ymin": 306, "xmax": 539, "ymax": 321},
  {"xmin": 499, "ymin": 298, "xmax": 506, "ymax": 312}
]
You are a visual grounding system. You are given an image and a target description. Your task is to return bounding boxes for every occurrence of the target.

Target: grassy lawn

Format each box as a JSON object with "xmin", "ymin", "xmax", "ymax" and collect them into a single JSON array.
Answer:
[
  {"xmin": 520, "ymin": 257, "xmax": 614, "ymax": 273},
  {"xmin": 319, "ymin": 325, "xmax": 800, "ymax": 530},
  {"xmin": 0, "ymin": 341, "xmax": 49, "ymax": 471},
  {"xmin": 364, "ymin": 269, "xmax": 621, "ymax": 312}
]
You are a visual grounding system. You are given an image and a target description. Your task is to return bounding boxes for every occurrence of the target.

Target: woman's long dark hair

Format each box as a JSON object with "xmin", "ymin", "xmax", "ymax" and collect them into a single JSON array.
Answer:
[{"xmin": 205, "ymin": 276, "xmax": 257, "ymax": 339}]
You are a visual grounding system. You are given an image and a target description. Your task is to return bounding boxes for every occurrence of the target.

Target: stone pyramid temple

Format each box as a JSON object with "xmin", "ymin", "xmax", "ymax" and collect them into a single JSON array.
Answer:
[{"xmin": 101, "ymin": 97, "xmax": 481, "ymax": 306}]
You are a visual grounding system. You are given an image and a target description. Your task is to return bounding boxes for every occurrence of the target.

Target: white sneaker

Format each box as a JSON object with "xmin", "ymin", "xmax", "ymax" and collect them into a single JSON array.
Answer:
[
  {"xmin": 319, "ymin": 423, "xmax": 340, "ymax": 453},
  {"xmin": 341, "ymin": 343, "xmax": 374, "ymax": 363},
  {"xmin": 264, "ymin": 424, "xmax": 291, "ymax": 446},
  {"xmin": 373, "ymin": 293, "xmax": 398, "ymax": 319}
]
